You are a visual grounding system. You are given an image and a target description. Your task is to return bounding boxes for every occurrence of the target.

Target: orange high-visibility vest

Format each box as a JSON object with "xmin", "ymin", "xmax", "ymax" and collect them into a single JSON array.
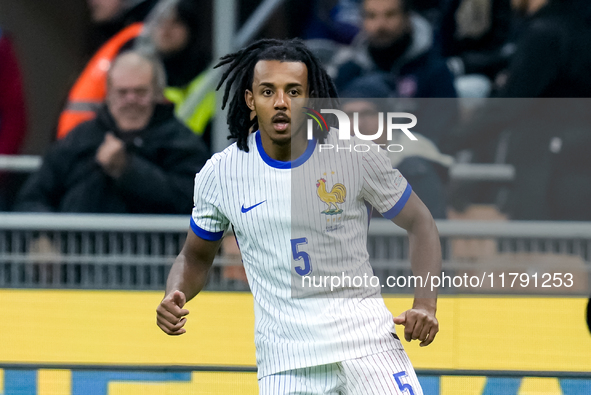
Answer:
[{"xmin": 57, "ymin": 23, "xmax": 143, "ymax": 139}]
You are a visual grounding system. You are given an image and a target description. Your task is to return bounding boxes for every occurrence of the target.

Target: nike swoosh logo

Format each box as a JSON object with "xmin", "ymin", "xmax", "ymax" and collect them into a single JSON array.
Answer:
[{"xmin": 241, "ymin": 200, "xmax": 266, "ymax": 213}]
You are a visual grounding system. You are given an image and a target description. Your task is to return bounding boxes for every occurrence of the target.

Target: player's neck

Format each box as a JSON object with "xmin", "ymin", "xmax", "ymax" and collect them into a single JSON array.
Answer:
[{"xmin": 260, "ymin": 132, "xmax": 308, "ymax": 162}]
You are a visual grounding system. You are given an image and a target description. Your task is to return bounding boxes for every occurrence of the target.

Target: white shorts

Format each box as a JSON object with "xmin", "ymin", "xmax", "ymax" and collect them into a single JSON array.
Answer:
[{"xmin": 258, "ymin": 341, "xmax": 423, "ymax": 395}]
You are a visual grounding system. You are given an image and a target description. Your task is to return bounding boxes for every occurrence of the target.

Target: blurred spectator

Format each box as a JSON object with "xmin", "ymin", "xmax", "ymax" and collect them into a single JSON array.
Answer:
[
  {"xmin": 328, "ymin": 0, "xmax": 457, "ymax": 99},
  {"xmin": 15, "ymin": 51, "xmax": 209, "ymax": 214},
  {"xmin": 153, "ymin": 0, "xmax": 215, "ymax": 147},
  {"xmin": 341, "ymin": 75, "xmax": 453, "ymax": 218},
  {"xmin": 442, "ymin": 0, "xmax": 591, "ymax": 220},
  {"xmin": 153, "ymin": 0, "xmax": 209, "ymax": 87},
  {"xmin": 58, "ymin": 1, "xmax": 159, "ymax": 138},
  {"xmin": 440, "ymin": 0, "xmax": 513, "ymax": 80},
  {"xmin": 60, "ymin": 0, "xmax": 214, "ymax": 146},
  {"xmin": 86, "ymin": 0, "xmax": 159, "ymax": 55},
  {"xmin": 0, "ymin": 28, "xmax": 27, "ymax": 211}
]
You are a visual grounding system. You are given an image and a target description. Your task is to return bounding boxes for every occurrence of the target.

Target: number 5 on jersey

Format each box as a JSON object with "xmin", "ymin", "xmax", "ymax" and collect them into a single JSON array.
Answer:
[{"xmin": 291, "ymin": 238, "xmax": 312, "ymax": 276}]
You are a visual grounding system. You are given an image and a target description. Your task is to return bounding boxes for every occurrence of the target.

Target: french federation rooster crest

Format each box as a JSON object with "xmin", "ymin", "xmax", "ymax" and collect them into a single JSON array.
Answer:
[{"xmin": 316, "ymin": 178, "xmax": 347, "ymax": 214}]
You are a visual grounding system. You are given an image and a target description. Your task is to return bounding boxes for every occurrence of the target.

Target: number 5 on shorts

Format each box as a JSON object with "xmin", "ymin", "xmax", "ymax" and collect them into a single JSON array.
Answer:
[{"xmin": 393, "ymin": 371, "xmax": 415, "ymax": 395}]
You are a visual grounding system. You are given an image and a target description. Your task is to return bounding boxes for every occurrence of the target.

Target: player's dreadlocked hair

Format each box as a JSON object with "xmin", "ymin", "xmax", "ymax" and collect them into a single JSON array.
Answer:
[{"xmin": 215, "ymin": 38, "xmax": 339, "ymax": 151}]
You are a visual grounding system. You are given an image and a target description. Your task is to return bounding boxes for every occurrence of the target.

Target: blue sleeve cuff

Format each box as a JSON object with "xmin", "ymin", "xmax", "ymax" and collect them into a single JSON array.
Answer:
[
  {"xmin": 381, "ymin": 184, "xmax": 412, "ymax": 220},
  {"xmin": 190, "ymin": 217, "xmax": 224, "ymax": 241}
]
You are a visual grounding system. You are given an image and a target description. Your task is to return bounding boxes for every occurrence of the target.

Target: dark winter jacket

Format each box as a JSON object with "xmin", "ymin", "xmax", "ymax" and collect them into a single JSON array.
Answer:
[
  {"xmin": 15, "ymin": 104, "xmax": 210, "ymax": 214},
  {"xmin": 499, "ymin": 0, "xmax": 591, "ymax": 98}
]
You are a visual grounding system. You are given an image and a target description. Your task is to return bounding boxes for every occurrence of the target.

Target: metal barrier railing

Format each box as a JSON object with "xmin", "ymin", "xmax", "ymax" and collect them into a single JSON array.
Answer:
[
  {"xmin": 369, "ymin": 219, "xmax": 591, "ymax": 264},
  {"xmin": 0, "ymin": 214, "xmax": 589, "ymax": 292},
  {"xmin": 0, "ymin": 214, "xmax": 241, "ymax": 290},
  {"xmin": 0, "ymin": 155, "xmax": 42, "ymax": 173}
]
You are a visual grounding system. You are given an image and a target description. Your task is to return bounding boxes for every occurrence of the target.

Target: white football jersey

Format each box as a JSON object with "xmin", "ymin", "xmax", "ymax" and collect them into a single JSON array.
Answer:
[{"xmin": 191, "ymin": 129, "xmax": 411, "ymax": 378}]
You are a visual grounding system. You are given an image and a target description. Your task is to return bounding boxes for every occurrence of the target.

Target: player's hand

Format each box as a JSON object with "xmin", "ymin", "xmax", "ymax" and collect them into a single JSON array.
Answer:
[
  {"xmin": 96, "ymin": 133, "xmax": 128, "ymax": 178},
  {"xmin": 393, "ymin": 307, "xmax": 438, "ymax": 347},
  {"xmin": 157, "ymin": 290, "xmax": 190, "ymax": 335}
]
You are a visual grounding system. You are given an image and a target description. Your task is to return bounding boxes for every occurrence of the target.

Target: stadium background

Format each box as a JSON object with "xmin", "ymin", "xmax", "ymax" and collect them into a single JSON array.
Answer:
[{"xmin": 1, "ymin": 0, "xmax": 591, "ymax": 393}]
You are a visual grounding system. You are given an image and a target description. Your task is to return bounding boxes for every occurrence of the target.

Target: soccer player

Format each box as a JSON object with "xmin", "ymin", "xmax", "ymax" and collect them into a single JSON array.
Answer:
[{"xmin": 157, "ymin": 38, "xmax": 441, "ymax": 394}]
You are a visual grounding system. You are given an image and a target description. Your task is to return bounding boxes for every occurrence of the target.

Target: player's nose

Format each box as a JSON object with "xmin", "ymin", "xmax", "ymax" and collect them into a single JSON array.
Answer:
[{"xmin": 274, "ymin": 91, "xmax": 287, "ymax": 110}]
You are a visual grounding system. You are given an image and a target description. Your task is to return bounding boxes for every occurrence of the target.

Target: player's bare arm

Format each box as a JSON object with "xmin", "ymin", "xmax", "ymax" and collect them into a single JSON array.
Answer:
[
  {"xmin": 392, "ymin": 191, "xmax": 441, "ymax": 347},
  {"xmin": 156, "ymin": 231, "xmax": 222, "ymax": 335}
]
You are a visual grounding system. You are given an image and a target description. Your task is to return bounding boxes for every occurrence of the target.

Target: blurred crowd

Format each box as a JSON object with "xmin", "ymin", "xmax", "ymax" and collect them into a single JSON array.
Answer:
[{"xmin": 1, "ymin": 0, "xmax": 591, "ymax": 221}]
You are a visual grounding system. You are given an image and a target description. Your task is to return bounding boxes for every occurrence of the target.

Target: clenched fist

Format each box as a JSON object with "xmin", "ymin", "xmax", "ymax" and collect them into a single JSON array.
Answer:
[
  {"xmin": 393, "ymin": 307, "xmax": 439, "ymax": 347},
  {"xmin": 156, "ymin": 290, "xmax": 190, "ymax": 335}
]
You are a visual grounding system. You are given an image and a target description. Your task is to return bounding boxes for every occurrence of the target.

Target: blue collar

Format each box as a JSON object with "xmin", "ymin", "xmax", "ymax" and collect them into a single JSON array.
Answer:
[{"xmin": 255, "ymin": 130, "xmax": 316, "ymax": 169}]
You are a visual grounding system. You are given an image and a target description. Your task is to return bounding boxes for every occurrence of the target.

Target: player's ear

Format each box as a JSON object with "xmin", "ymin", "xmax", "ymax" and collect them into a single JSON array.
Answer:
[{"xmin": 245, "ymin": 89, "xmax": 255, "ymax": 111}]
